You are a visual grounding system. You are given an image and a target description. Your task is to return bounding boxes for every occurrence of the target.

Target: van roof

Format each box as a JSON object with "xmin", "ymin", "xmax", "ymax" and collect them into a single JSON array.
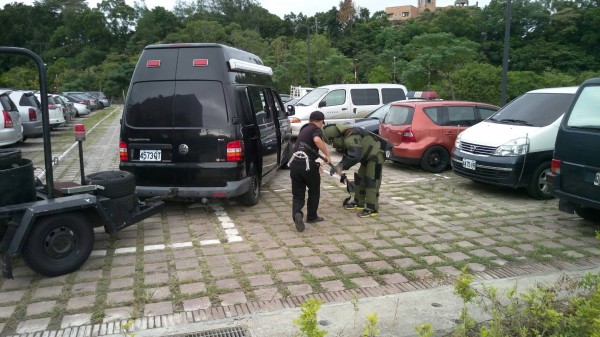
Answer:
[
  {"xmin": 315, "ymin": 83, "xmax": 407, "ymax": 90},
  {"xmin": 528, "ymin": 86, "xmax": 578, "ymax": 94}
]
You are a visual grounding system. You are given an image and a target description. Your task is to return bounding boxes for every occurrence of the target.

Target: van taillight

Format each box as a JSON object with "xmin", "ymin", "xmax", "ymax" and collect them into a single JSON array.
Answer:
[
  {"xmin": 119, "ymin": 141, "xmax": 129, "ymax": 161},
  {"xmin": 2, "ymin": 110, "xmax": 13, "ymax": 128},
  {"xmin": 401, "ymin": 127, "xmax": 416, "ymax": 142},
  {"xmin": 147, "ymin": 60, "xmax": 161, "ymax": 67},
  {"xmin": 28, "ymin": 108, "xmax": 37, "ymax": 121},
  {"xmin": 551, "ymin": 158, "xmax": 561, "ymax": 174},
  {"xmin": 226, "ymin": 140, "xmax": 243, "ymax": 162}
]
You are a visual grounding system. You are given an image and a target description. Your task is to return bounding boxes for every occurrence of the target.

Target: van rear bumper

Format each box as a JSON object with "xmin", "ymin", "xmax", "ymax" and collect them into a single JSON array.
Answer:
[
  {"xmin": 135, "ymin": 177, "xmax": 252, "ymax": 199},
  {"xmin": 547, "ymin": 172, "xmax": 600, "ymax": 213}
]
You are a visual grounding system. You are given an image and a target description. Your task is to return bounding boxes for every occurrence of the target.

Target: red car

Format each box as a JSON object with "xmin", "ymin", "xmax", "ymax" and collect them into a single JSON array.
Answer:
[{"xmin": 380, "ymin": 100, "xmax": 500, "ymax": 173}]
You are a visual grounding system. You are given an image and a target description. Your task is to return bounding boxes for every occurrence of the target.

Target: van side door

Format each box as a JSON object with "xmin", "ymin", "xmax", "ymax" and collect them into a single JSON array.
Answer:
[
  {"xmin": 350, "ymin": 88, "xmax": 381, "ymax": 116},
  {"xmin": 319, "ymin": 89, "xmax": 349, "ymax": 119},
  {"xmin": 269, "ymin": 90, "xmax": 292, "ymax": 166},
  {"xmin": 247, "ymin": 87, "xmax": 279, "ymax": 179}
]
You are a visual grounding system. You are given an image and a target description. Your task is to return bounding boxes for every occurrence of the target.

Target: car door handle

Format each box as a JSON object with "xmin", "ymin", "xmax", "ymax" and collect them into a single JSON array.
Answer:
[{"xmin": 342, "ymin": 108, "xmax": 347, "ymax": 111}]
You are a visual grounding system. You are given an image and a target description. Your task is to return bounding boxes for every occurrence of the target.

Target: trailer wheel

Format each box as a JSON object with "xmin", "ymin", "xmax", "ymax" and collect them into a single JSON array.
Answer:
[
  {"xmin": 85, "ymin": 170, "xmax": 136, "ymax": 198},
  {"xmin": 22, "ymin": 212, "xmax": 94, "ymax": 277}
]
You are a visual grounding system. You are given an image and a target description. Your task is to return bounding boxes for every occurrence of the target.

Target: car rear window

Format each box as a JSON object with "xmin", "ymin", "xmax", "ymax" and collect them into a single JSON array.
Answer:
[
  {"xmin": 0, "ymin": 94, "xmax": 16, "ymax": 111},
  {"xmin": 383, "ymin": 105, "xmax": 414, "ymax": 126},
  {"xmin": 492, "ymin": 92, "xmax": 574, "ymax": 127},
  {"xmin": 351, "ymin": 89, "xmax": 380, "ymax": 105},
  {"xmin": 19, "ymin": 93, "xmax": 38, "ymax": 107},
  {"xmin": 566, "ymin": 86, "xmax": 600, "ymax": 128},
  {"xmin": 126, "ymin": 81, "xmax": 227, "ymax": 128}
]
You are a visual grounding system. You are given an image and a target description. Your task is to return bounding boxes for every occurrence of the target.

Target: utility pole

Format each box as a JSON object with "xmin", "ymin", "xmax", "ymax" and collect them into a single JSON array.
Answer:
[
  {"xmin": 353, "ymin": 59, "xmax": 358, "ymax": 84},
  {"xmin": 307, "ymin": 27, "xmax": 311, "ymax": 86},
  {"xmin": 393, "ymin": 56, "xmax": 397, "ymax": 83},
  {"xmin": 500, "ymin": 0, "xmax": 512, "ymax": 106}
]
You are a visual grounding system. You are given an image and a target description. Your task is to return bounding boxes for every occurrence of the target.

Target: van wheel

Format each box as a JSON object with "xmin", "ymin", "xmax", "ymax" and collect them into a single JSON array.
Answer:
[
  {"xmin": 239, "ymin": 172, "xmax": 260, "ymax": 206},
  {"xmin": 527, "ymin": 162, "xmax": 553, "ymax": 200},
  {"xmin": 22, "ymin": 212, "xmax": 94, "ymax": 277},
  {"xmin": 574, "ymin": 206, "xmax": 600, "ymax": 222},
  {"xmin": 85, "ymin": 171, "xmax": 136, "ymax": 198},
  {"xmin": 420, "ymin": 146, "xmax": 449, "ymax": 173}
]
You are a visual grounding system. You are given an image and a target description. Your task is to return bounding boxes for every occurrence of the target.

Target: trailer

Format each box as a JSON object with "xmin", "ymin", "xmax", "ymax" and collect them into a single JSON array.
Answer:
[{"xmin": 0, "ymin": 47, "xmax": 164, "ymax": 279}]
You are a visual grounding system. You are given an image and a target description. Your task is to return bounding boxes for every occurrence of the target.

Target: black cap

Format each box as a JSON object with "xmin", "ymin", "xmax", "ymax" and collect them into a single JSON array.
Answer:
[{"xmin": 309, "ymin": 110, "xmax": 325, "ymax": 121}]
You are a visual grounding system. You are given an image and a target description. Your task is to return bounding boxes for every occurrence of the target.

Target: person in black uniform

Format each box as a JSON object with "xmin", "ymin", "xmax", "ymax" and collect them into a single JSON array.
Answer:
[{"xmin": 289, "ymin": 111, "xmax": 331, "ymax": 232}]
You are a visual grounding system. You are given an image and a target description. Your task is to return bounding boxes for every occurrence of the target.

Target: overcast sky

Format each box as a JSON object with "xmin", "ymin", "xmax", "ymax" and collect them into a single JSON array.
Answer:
[{"xmin": 1, "ymin": 0, "xmax": 491, "ymax": 17}]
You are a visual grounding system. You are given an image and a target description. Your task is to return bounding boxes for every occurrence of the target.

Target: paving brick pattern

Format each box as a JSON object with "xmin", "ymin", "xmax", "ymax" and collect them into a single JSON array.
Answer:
[{"xmin": 1, "ymin": 106, "xmax": 599, "ymax": 336}]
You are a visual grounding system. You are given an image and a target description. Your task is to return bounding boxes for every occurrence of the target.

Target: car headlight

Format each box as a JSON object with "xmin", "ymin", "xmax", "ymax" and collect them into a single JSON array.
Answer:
[
  {"xmin": 493, "ymin": 137, "xmax": 529, "ymax": 156},
  {"xmin": 455, "ymin": 133, "xmax": 462, "ymax": 149}
]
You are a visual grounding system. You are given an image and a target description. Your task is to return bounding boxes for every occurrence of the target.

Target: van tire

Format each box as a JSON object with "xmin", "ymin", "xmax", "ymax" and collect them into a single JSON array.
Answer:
[
  {"xmin": 527, "ymin": 162, "xmax": 553, "ymax": 200},
  {"xmin": 239, "ymin": 169, "xmax": 261, "ymax": 206},
  {"xmin": 22, "ymin": 212, "xmax": 94, "ymax": 277},
  {"xmin": 574, "ymin": 206, "xmax": 600, "ymax": 222},
  {"xmin": 85, "ymin": 171, "xmax": 136, "ymax": 199},
  {"xmin": 420, "ymin": 146, "xmax": 449, "ymax": 173}
]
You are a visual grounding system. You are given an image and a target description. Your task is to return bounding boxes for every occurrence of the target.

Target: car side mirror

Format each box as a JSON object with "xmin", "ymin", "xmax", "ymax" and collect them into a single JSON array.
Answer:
[
  {"xmin": 318, "ymin": 101, "xmax": 326, "ymax": 108},
  {"xmin": 287, "ymin": 104, "xmax": 295, "ymax": 116}
]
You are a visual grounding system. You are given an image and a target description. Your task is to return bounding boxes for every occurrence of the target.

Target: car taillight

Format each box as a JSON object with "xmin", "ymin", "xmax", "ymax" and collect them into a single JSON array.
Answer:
[
  {"xmin": 401, "ymin": 127, "xmax": 416, "ymax": 142},
  {"xmin": 119, "ymin": 141, "xmax": 128, "ymax": 161},
  {"xmin": 28, "ymin": 108, "xmax": 37, "ymax": 121},
  {"xmin": 551, "ymin": 158, "xmax": 561, "ymax": 174},
  {"xmin": 289, "ymin": 117, "xmax": 301, "ymax": 123},
  {"xmin": 226, "ymin": 140, "xmax": 243, "ymax": 162},
  {"xmin": 2, "ymin": 110, "xmax": 13, "ymax": 128}
]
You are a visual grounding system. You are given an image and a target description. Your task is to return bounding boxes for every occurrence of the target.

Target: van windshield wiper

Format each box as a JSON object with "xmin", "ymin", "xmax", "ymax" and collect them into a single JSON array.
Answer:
[{"xmin": 496, "ymin": 119, "xmax": 533, "ymax": 126}]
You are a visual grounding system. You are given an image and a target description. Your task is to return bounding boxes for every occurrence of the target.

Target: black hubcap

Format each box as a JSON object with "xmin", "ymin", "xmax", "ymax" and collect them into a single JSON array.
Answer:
[{"xmin": 44, "ymin": 226, "xmax": 77, "ymax": 258}]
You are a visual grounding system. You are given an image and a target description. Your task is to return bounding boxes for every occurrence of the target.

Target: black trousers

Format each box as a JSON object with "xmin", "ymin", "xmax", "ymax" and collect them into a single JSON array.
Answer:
[{"xmin": 290, "ymin": 160, "xmax": 321, "ymax": 220}]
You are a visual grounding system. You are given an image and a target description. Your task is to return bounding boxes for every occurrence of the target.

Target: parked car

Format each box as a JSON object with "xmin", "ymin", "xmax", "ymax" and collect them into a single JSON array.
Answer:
[
  {"xmin": 58, "ymin": 95, "xmax": 80, "ymax": 119},
  {"xmin": 0, "ymin": 89, "xmax": 24, "ymax": 146},
  {"xmin": 119, "ymin": 43, "xmax": 293, "ymax": 205},
  {"xmin": 332, "ymin": 100, "xmax": 402, "ymax": 135},
  {"xmin": 87, "ymin": 91, "xmax": 110, "ymax": 108},
  {"xmin": 380, "ymin": 100, "xmax": 499, "ymax": 173},
  {"xmin": 34, "ymin": 93, "xmax": 66, "ymax": 128},
  {"xmin": 62, "ymin": 94, "xmax": 90, "ymax": 116},
  {"xmin": 6, "ymin": 89, "xmax": 43, "ymax": 139},
  {"xmin": 548, "ymin": 78, "xmax": 600, "ymax": 221},
  {"xmin": 287, "ymin": 83, "xmax": 408, "ymax": 137},
  {"xmin": 63, "ymin": 92, "xmax": 98, "ymax": 110},
  {"xmin": 452, "ymin": 87, "xmax": 577, "ymax": 199},
  {"xmin": 53, "ymin": 95, "xmax": 75, "ymax": 123}
]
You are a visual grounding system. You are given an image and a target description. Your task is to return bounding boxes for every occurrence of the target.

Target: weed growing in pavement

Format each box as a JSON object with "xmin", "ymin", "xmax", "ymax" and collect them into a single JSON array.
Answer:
[
  {"xmin": 120, "ymin": 319, "xmax": 136, "ymax": 337},
  {"xmin": 361, "ymin": 313, "xmax": 379, "ymax": 337},
  {"xmin": 351, "ymin": 294, "xmax": 359, "ymax": 331},
  {"xmin": 293, "ymin": 298, "xmax": 327, "ymax": 337}
]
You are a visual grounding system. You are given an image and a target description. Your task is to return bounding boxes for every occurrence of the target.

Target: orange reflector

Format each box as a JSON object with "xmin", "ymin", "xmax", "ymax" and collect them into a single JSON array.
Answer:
[
  {"xmin": 147, "ymin": 60, "xmax": 161, "ymax": 67},
  {"xmin": 193, "ymin": 59, "xmax": 208, "ymax": 67}
]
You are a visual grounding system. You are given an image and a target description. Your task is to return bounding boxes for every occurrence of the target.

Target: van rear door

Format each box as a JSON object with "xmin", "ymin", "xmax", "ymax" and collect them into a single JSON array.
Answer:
[{"xmin": 556, "ymin": 84, "xmax": 600, "ymax": 199}]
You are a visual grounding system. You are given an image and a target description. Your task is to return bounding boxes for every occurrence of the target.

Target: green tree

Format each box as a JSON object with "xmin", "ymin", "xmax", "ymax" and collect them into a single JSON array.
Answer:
[
  {"xmin": 367, "ymin": 65, "xmax": 392, "ymax": 83},
  {"xmin": 403, "ymin": 32, "xmax": 479, "ymax": 99},
  {"xmin": 129, "ymin": 7, "xmax": 181, "ymax": 50},
  {"xmin": 97, "ymin": 0, "xmax": 136, "ymax": 50}
]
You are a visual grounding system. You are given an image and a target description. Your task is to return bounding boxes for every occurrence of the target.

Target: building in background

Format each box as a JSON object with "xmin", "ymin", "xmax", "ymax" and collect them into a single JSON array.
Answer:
[{"xmin": 385, "ymin": 0, "xmax": 474, "ymax": 21}]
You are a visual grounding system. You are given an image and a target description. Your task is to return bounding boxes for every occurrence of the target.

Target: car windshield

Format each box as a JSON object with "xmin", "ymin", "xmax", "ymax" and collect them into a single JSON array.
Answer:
[
  {"xmin": 295, "ymin": 88, "xmax": 328, "ymax": 106},
  {"xmin": 365, "ymin": 103, "xmax": 392, "ymax": 120},
  {"xmin": 489, "ymin": 92, "xmax": 575, "ymax": 127}
]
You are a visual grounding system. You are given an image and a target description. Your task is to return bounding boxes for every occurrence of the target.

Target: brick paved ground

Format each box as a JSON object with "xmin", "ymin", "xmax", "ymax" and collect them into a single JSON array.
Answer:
[{"xmin": 0, "ymin": 106, "xmax": 599, "ymax": 336}]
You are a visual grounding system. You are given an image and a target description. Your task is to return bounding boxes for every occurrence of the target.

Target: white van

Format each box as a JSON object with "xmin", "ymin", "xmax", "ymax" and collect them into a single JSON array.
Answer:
[
  {"xmin": 451, "ymin": 86, "xmax": 578, "ymax": 199},
  {"xmin": 286, "ymin": 83, "xmax": 407, "ymax": 137}
]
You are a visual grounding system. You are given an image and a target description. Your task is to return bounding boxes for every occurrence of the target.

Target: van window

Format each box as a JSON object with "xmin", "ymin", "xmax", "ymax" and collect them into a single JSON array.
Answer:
[
  {"xmin": 173, "ymin": 81, "xmax": 227, "ymax": 128},
  {"xmin": 492, "ymin": 92, "xmax": 574, "ymax": 127},
  {"xmin": 296, "ymin": 88, "xmax": 328, "ymax": 106},
  {"xmin": 351, "ymin": 89, "xmax": 379, "ymax": 105},
  {"xmin": 382, "ymin": 88, "xmax": 406, "ymax": 103},
  {"xmin": 126, "ymin": 81, "xmax": 227, "ymax": 128},
  {"xmin": 566, "ymin": 86, "xmax": 600, "ymax": 128},
  {"xmin": 384, "ymin": 106, "xmax": 414, "ymax": 126},
  {"xmin": 322, "ymin": 89, "xmax": 346, "ymax": 107},
  {"xmin": 248, "ymin": 87, "xmax": 273, "ymax": 125}
]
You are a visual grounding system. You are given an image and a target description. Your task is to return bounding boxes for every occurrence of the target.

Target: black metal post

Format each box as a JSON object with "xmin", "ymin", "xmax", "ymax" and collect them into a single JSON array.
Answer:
[
  {"xmin": 78, "ymin": 141, "xmax": 85, "ymax": 185},
  {"xmin": 500, "ymin": 0, "xmax": 512, "ymax": 106}
]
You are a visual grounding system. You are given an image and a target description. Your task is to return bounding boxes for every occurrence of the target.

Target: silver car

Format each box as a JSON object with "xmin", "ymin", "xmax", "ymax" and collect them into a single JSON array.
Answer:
[
  {"xmin": 62, "ymin": 94, "xmax": 90, "ymax": 116},
  {"xmin": 87, "ymin": 91, "xmax": 110, "ymax": 108},
  {"xmin": 0, "ymin": 90, "xmax": 24, "ymax": 146},
  {"xmin": 6, "ymin": 90, "xmax": 43, "ymax": 139},
  {"xmin": 34, "ymin": 93, "xmax": 66, "ymax": 128}
]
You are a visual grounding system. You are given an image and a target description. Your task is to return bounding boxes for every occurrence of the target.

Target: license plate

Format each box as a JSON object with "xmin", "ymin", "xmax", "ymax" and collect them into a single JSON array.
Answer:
[
  {"xmin": 595, "ymin": 172, "xmax": 600, "ymax": 186},
  {"xmin": 463, "ymin": 158, "xmax": 476, "ymax": 170},
  {"xmin": 139, "ymin": 150, "xmax": 161, "ymax": 161},
  {"xmin": 385, "ymin": 150, "xmax": 391, "ymax": 158}
]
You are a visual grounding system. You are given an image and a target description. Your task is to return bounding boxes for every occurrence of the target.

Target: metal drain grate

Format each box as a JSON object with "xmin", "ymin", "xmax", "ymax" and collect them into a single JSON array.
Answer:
[{"xmin": 168, "ymin": 326, "xmax": 250, "ymax": 337}]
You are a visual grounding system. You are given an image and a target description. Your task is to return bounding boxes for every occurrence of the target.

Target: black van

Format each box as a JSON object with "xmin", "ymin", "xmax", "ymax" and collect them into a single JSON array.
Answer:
[
  {"xmin": 547, "ymin": 77, "xmax": 600, "ymax": 221},
  {"xmin": 119, "ymin": 43, "xmax": 293, "ymax": 206}
]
